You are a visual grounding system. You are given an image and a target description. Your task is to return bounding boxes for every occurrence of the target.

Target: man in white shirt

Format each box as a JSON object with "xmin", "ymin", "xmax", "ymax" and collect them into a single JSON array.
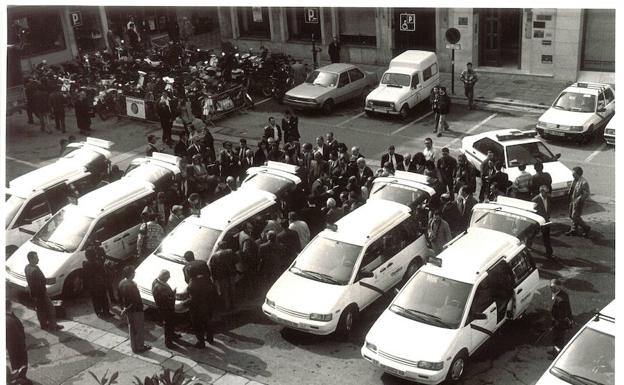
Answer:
[
  {"xmin": 288, "ymin": 212, "xmax": 311, "ymax": 249},
  {"xmin": 423, "ymin": 137, "xmax": 439, "ymax": 164}
]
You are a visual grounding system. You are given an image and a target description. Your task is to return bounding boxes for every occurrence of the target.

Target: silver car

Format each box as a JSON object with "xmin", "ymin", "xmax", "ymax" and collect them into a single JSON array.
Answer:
[{"xmin": 284, "ymin": 63, "xmax": 378, "ymax": 115}]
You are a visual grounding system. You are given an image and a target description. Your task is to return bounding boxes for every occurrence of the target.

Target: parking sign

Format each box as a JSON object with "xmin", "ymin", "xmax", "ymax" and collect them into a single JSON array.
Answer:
[
  {"xmin": 304, "ymin": 7, "xmax": 319, "ymax": 24},
  {"xmin": 70, "ymin": 11, "xmax": 82, "ymax": 27},
  {"xmin": 399, "ymin": 13, "xmax": 415, "ymax": 32}
]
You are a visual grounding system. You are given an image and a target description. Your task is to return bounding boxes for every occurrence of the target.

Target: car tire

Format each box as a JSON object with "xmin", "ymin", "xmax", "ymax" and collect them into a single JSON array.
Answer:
[
  {"xmin": 5, "ymin": 245, "xmax": 18, "ymax": 259},
  {"xmin": 322, "ymin": 100, "xmax": 334, "ymax": 115},
  {"xmin": 335, "ymin": 305, "xmax": 358, "ymax": 340},
  {"xmin": 261, "ymin": 86, "xmax": 272, "ymax": 98},
  {"xmin": 446, "ymin": 351, "xmax": 468, "ymax": 383},
  {"xmin": 402, "ymin": 258, "xmax": 424, "ymax": 285},
  {"xmin": 62, "ymin": 270, "xmax": 85, "ymax": 299},
  {"xmin": 399, "ymin": 104, "xmax": 409, "ymax": 120}
]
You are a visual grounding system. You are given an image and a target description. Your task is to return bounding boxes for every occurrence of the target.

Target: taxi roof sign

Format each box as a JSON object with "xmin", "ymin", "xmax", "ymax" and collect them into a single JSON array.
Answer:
[
  {"xmin": 495, "ymin": 130, "xmax": 536, "ymax": 141},
  {"xmin": 495, "ymin": 196, "xmax": 537, "ymax": 212},
  {"xmin": 265, "ymin": 161, "xmax": 299, "ymax": 174},
  {"xmin": 393, "ymin": 170, "xmax": 431, "ymax": 185},
  {"xmin": 151, "ymin": 152, "xmax": 181, "ymax": 166},
  {"xmin": 85, "ymin": 137, "xmax": 114, "ymax": 149}
]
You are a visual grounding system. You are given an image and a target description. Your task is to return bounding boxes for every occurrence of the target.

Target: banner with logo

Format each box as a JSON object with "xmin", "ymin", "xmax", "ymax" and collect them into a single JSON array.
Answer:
[{"xmin": 126, "ymin": 97, "xmax": 146, "ymax": 119}]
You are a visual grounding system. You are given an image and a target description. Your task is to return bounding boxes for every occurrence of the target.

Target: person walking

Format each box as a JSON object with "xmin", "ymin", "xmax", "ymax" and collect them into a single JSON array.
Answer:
[
  {"xmin": 119, "ymin": 266, "xmax": 151, "ymax": 353},
  {"xmin": 479, "ymin": 150, "xmax": 495, "ymax": 202},
  {"xmin": 460, "ymin": 62, "xmax": 478, "ymax": 109},
  {"xmin": 427, "ymin": 209, "xmax": 452, "ymax": 255},
  {"xmin": 24, "ymin": 251, "xmax": 63, "ymax": 331},
  {"xmin": 436, "ymin": 147, "xmax": 457, "ymax": 197},
  {"xmin": 152, "ymin": 270, "xmax": 179, "ymax": 349},
  {"xmin": 328, "ymin": 36, "xmax": 341, "ymax": 63},
  {"xmin": 456, "ymin": 185, "xmax": 478, "ymax": 231},
  {"xmin": 565, "ymin": 166, "xmax": 591, "ymax": 237},
  {"xmin": 49, "ymin": 89, "xmax": 66, "ymax": 133},
  {"xmin": 75, "ymin": 91, "xmax": 92, "ymax": 135},
  {"xmin": 430, "ymin": 85, "xmax": 441, "ymax": 134},
  {"xmin": 423, "ymin": 137, "xmax": 439, "ymax": 164},
  {"xmin": 532, "ymin": 185, "xmax": 554, "ymax": 259},
  {"xmin": 32, "ymin": 82, "xmax": 51, "ymax": 133},
  {"xmin": 549, "ymin": 279, "xmax": 573, "ymax": 358},
  {"xmin": 437, "ymin": 87, "xmax": 451, "ymax": 136},
  {"xmin": 24, "ymin": 77, "xmax": 36, "ymax": 124},
  {"xmin": 157, "ymin": 91, "xmax": 175, "ymax": 146},
  {"xmin": 82, "ymin": 247, "xmax": 114, "ymax": 318},
  {"xmin": 187, "ymin": 269, "xmax": 217, "ymax": 349},
  {"xmin": 6, "ymin": 300, "xmax": 29, "ymax": 377},
  {"xmin": 282, "ymin": 110, "xmax": 300, "ymax": 144}
]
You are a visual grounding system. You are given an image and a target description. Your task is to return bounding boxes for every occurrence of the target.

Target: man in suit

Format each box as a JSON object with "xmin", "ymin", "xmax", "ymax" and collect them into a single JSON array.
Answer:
[
  {"xmin": 549, "ymin": 279, "xmax": 573, "ymax": 357},
  {"xmin": 427, "ymin": 209, "xmax": 452, "ymax": 255},
  {"xmin": 565, "ymin": 167, "xmax": 591, "ymax": 237},
  {"xmin": 49, "ymin": 89, "xmax": 66, "ymax": 132},
  {"xmin": 82, "ymin": 247, "xmax": 114, "ymax": 318},
  {"xmin": 453, "ymin": 154, "xmax": 477, "ymax": 194},
  {"xmin": 282, "ymin": 110, "xmax": 300, "ymax": 143},
  {"xmin": 380, "ymin": 145, "xmax": 405, "ymax": 173},
  {"xmin": 119, "ymin": 266, "xmax": 151, "ymax": 353},
  {"xmin": 455, "ymin": 185, "xmax": 477, "ymax": 232},
  {"xmin": 187, "ymin": 269, "xmax": 217, "ymax": 349},
  {"xmin": 24, "ymin": 252, "xmax": 63, "ymax": 331},
  {"xmin": 258, "ymin": 230, "xmax": 287, "ymax": 286},
  {"xmin": 152, "ymin": 269, "xmax": 179, "ymax": 349},
  {"xmin": 354, "ymin": 158, "xmax": 374, "ymax": 187},
  {"xmin": 532, "ymin": 185, "xmax": 553, "ymax": 259},
  {"xmin": 328, "ymin": 35, "xmax": 341, "ymax": 63},
  {"xmin": 254, "ymin": 140, "xmax": 270, "ymax": 166},
  {"xmin": 263, "ymin": 116, "xmax": 282, "ymax": 144},
  {"xmin": 240, "ymin": 149, "xmax": 255, "ymax": 177},
  {"xmin": 314, "ymin": 136, "xmax": 330, "ymax": 161},
  {"xmin": 440, "ymin": 193, "xmax": 462, "ymax": 236},
  {"xmin": 145, "ymin": 134, "xmax": 163, "ymax": 157},
  {"xmin": 325, "ymin": 132, "xmax": 339, "ymax": 152},
  {"xmin": 277, "ymin": 219, "xmax": 301, "ymax": 268},
  {"xmin": 156, "ymin": 91, "xmax": 174, "ymax": 145},
  {"xmin": 479, "ymin": 150, "xmax": 495, "ymax": 202},
  {"xmin": 209, "ymin": 241, "xmax": 236, "ymax": 311},
  {"xmin": 437, "ymin": 147, "xmax": 457, "ymax": 197},
  {"xmin": 174, "ymin": 131, "xmax": 189, "ymax": 159},
  {"xmin": 6, "ymin": 300, "xmax": 29, "ymax": 378}
]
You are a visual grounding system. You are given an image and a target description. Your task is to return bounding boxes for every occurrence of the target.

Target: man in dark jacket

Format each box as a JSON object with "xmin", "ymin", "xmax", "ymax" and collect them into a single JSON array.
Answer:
[
  {"xmin": 82, "ymin": 247, "xmax": 113, "ymax": 318},
  {"xmin": 532, "ymin": 185, "xmax": 553, "ymax": 259},
  {"xmin": 380, "ymin": 144, "xmax": 405, "ymax": 173},
  {"xmin": 440, "ymin": 193, "xmax": 463, "ymax": 236},
  {"xmin": 282, "ymin": 110, "xmax": 300, "ymax": 143},
  {"xmin": 549, "ymin": 279, "xmax": 573, "ymax": 356},
  {"xmin": 263, "ymin": 117, "xmax": 282, "ymax": 144},
  {"xmin": 24, "ymin": 251, "xmax": 62, "ymax": 331},
  {"xmin": 119, "ymin": 266, "xmax": 151, "ymax": 353},
  {"xmin": 152, "ymin": 270, "xmax": 179, "ymax": 349},
  {"xmin": 74, "ymin": 90, "xmax": 92, "ymax": 135},
  {"xmin": 436, "ymin": 147, "xmax": 457, "ymax": 198},
  {"xmin": 32, "ymin": 83, "xmax": 51, "ymax": 133},
  {"xmin": 24, "ymin": 77, "xmax": 36, "ymax": 124},
  {"xmin": 6, "ymin": 300, "xmax": 28, "ymax": 376},
  {"xmin": 49, "ymin": 89, "xmax": 66, "ymax": 132},
  {"xmin": 156, "ymin": 91, "xmax": 174, "ymax": 145},
  {"xmin": 187, "ymin": 271, "xmax": 217, "ymax": 348},
  {"xmin": 182, "ymin": 251, "xmax": 209, "ymax": 284},
  {"xmin": 453, "ymin": 154, "xmax": 477, "ymax": 194},
  {"xmin": 436, "ymin": 87, "xmax": 451, "ymax": 136},
  {"xmin": 258, "ymin": 230, "xmax": 287, "ymax": 286},
  {"xmin": 277, "ymin": 219, "xmax": 300, "ymax": 268},
  {"xmin": 328, "ymin": 36, "xmax": 340, "ymax": 63},
  {"xmin": 455, "ymin": 185, "xmax": 477, "ymax": 231},
  {"xmin": 531, "ymin": 162, "xmax": 553, "ymax": 197},
  {"xmin": 174, "ymin": 131, "xmax": 189, "ymax": 159},
  {"xmin": 209, "ymin": 241, "xmax": 236, "ymax": 311}
]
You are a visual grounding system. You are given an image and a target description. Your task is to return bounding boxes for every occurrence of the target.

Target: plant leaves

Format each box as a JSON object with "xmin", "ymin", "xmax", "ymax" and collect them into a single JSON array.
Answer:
[
  {"xmin": 101, "ymin": 369, "xmax": 109, "ymax": 385},
  {"xmin": 132, "ymin": 375, "xmax": 143, "ymax": 385},
  {"xmin": 108, "ymin": 371, "xmax": 119, "ymax": 385},
  {"xmin": 88, "ymin": 371, "xmax": 100, "ymax": 384}
]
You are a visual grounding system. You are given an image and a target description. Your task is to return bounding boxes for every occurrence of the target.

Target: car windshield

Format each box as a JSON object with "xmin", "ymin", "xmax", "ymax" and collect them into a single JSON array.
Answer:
[
  {"xmin": 155, "ymin": 221, "xmax": 221, "ymax": 263},
  {"xmin": 470, "ymin": 208, "xmax": 539, "ymax": 242},
  {"xmin": 506, "ymin": 142, "xmax": 557, "ymax": 167},
  {"xmin": 369, "ymin": 183, "xmax": 429, "ymax": 209},
  {"xmin": 305, "ymin": 71, "xmax": 338, "ymax": 87},
  {"xmin": 290, "ymin": 236, "xmax": 362, "ymax": 285},
  {"xmin": 381, "ymin": 73, "xmax": 411, "ymax": 87},
  {"xmin": 551, "ymin": 327, "xmax": 614, "ymax": 385},
  {"xmin": 391, "ymin": 271, "xmax": 472, "ymax": 329},
  {"xmin": 242, "ymin": 172, "xmax": 294, "ymax": 196},
  {"xmin": 553, "ymin": 91, "xmax": 596, "ymax": 113},
  {"xmin": 5, "ymin": 194, "xmax": 26, "ymax": 228},
  {"xmin": 31, "ymin": 206, "xmax": 93, "ymax": 253}
]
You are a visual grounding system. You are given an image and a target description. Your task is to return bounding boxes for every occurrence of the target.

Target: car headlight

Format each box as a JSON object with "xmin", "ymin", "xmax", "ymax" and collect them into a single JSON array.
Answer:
[
  {"xmin": 536, "ymin": 120, "xmax": 546, "ymax": 128},
  {"xmin": 417, "ymin": 361, "xmax": 444, "ymax": 370},
  {"xmin": 310, "ymin": 313, "xmax": 333, "ymax": 321},
  {"xmin": 390, "ymin": 102, "xmax": 395, "ymax": 109},
  {"xmin": 569, "ymin": 125, "xmax": 584, "ymax": 132},
  {"xmin": 367, "ymin": 100, "xmax": 373, "ymax": 106},
  {"xmin": 265, "ymin": 298, "xmax": 276, "ymax": 308},
  {"xmin": 605, "ymin": 129, "xmax": 615, "ymax": 135},
  {"xmin": 365, "ymin": 341, "xmax": 377, "ymax": 352},
  {"xmin": 45, "ymin": 277, "xmax": 56, "ymax": 285},
  {"xmin": 175, "ymin": 291, "xmax": 189, "ymax": 301}
]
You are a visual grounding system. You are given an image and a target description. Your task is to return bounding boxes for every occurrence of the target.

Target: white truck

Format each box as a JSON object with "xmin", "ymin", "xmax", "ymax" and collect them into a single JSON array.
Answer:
[{"xmin": 365, "ymin": 50, "xmax": 440, "ymax": 120}]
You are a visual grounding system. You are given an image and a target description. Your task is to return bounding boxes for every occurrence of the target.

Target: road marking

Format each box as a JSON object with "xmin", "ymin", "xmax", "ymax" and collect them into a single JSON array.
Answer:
[
  {"xmin": 336, "ymin": 111, "xmax": 366, "ymax": 127},
  {"xmin": 448, "ymin": 113, "xmax": 498, "ymax": 147},
  {"xmin": 255, "ymin": 97, "xmax": 272, "ymax": 106},
  {"xmin": 6, "ymin": 156, "xmax": 39, "ymax": 168},
  {"xmin": 584, "ymin": 143, "xmax": 607, "ymax": 163},
  {"xmin": 391, "ymin": 111, "xmax": 434, "ymax": 136}
]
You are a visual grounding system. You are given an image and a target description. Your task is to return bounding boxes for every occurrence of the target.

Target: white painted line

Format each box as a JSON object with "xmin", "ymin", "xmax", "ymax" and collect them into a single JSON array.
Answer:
[
  {"xmin": 336, "ymin": 111, "xmax": 366, "ymax": 127},
  {"xmin": 6, "ymin": 156, "xmax": 39, "ymax": 168},
  {"xmin": 448, "ymin": 113, "xmax": 498, "ymax": 147},
  {"xmin": 255, "ymin": 97, "xmax": 272, "ymax": 106},
  {"xmin": 392, "ymin": 111, "xmax": 434, "ymax": 136},
  {"xmin": 584, "ymin": 143, "xmax": 607, "ymax": 163}
]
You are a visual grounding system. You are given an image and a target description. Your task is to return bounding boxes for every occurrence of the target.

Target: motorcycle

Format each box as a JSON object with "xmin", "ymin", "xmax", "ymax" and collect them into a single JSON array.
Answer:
[{"xmin": 269, "ymin": 64, "xmax": 294, "ymax": 103}]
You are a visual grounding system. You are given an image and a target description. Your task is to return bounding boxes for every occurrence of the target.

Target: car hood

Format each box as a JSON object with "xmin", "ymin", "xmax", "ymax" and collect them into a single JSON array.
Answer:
[
  {"xmin": 367, "ymin": 85, "xmax": 409, "ymax": 102},
  {"xmin": 507, "ymin": 161, "xmax": 573, "ymax": 189},
  {"xmin": 534, "ymin": 370, "xmax": 572, "ymax": 385},
  {"xmin": 286, "ymin": 83, "xmax": 331, "ymax": 100},
  {"xmin": 135, "ymin": 254, "xmax": 188, "ymax": 294},
  {"xmin": 539, "ymin": 108, "xmax": 593, "ymax": 127},
  {"xmin": 366, "ymin": 309, "xmax": 459, "ymax": 362},
  {"xmin": 267, "ymin": 270, "xmax": 346, "ymax": 314},
  {"xmin": 8, "ymin": 241, "xmax": 71, "ymax": 279}
]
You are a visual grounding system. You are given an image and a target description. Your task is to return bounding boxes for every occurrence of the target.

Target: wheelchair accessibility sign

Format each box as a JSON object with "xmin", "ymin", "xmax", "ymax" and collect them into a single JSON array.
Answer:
[{"xmin": 400, "ymin": 13, "xmax": 415, "ymax": 32}]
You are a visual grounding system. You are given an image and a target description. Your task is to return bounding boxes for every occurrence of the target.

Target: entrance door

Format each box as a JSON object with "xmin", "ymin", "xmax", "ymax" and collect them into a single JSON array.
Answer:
[
  {"xmin": 479, "ymin": 9, "xmax": 522, "ymax": 68},
  {"xmin": 393, "ymin": 8, "xmax": 436, "ymax": 56}
]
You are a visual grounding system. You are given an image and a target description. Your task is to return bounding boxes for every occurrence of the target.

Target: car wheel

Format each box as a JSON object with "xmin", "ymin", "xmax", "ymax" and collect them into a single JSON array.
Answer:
[
  {"xmin": 5, "ymin": 245, "xmax": 18, "ymax": 259},
  {"xmin": 402, "ymin": 258, "xmax": 424, "ymax": 285},
  {"xmin": 322, "ymin": 100, "xmax": 334, "ymax": 115},
  {"xmin": 446, "ymin": 351, "xmax": 468, "ymax": 383},
  {"xmin": 399, "ymin": 104, "xmax": 409, "ymax": 120},
  {"xmin": 261, "ymin": 86, "xmax": 272, "ymax": 97},
  {"xmin": 336, "ymin": 305, "xmax": 358, "ymax": 340},
  {"xmin": 63, "ymin": 270, "xmax": 84, "ymax": 299}
]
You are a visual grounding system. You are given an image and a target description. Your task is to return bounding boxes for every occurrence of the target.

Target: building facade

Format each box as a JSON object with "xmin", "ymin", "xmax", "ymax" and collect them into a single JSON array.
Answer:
[{"xmin": 217, "ymin": 7, "xmax": 615, "ymax": 82}]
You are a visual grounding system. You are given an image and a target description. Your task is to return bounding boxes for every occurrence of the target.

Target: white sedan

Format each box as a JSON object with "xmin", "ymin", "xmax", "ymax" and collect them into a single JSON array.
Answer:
[{"xmin": 461, "ymin": 129, "xmax": 573, "ymax": 198}]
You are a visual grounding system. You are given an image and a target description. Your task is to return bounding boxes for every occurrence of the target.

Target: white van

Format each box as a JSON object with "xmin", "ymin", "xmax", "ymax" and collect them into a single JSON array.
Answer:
[
  {"xmin": 365, "ymin": 50, "xmax": 440, "ymax": 119},
  {"xmin": 361, "ymin": 197, "xmax": 544, "ymax": 384},
  {"xmin": 5, "ymin": 138, "xmax": 114, "ymax": 256},
  {"xmin": 135, "ymin": 188, "xmax": 280, "ymax": 312},
  {"xmin": 263, "ymin": 199, "xmax": 431, "ymax": 337}
]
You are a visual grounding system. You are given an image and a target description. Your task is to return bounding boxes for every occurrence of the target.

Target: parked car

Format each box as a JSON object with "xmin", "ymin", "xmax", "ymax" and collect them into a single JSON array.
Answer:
[
  {"xmin": 536, "ymin": 82, "xmax": 615, "ymax": 143},
  {"xmin": 283, "ymin": 63, "xmax": 378, "ymax": 115},
  {"xmin": 365, "ymin": 50, "xmax": 440, "ymax": 119},
  {"xmin": 604, "ymin": 114, "xmax": 615, "ymax": 145}
]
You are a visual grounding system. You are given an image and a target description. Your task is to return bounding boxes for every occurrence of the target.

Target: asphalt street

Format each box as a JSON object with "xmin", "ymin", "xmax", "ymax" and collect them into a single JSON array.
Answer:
[{"xmin": 5, "ymin": 94, "xmax": 616, "ymax": 385}]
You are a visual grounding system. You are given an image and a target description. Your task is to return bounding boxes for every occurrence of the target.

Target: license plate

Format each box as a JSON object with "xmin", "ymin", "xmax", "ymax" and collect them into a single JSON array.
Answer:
[
  {"xmin": 273, "ymin": 315, "xmax": 298, "ymax": 328},
  {"xmin": 380, "ymin": 363, "xmax": 405, "ymax": 376},
  {"xmin": 547, "ymin": 130, "xmax": 565, "ymax": 137}
]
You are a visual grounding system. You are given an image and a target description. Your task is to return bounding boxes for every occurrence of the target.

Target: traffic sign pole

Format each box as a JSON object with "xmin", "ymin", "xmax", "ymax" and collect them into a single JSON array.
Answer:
[
  {"xmin": 451, "ymin": 48, "xmax": 455, "ymax": 95},
  {"xmin": 444, "ymin": 28, "xmax": 461, "ymax": 96}
]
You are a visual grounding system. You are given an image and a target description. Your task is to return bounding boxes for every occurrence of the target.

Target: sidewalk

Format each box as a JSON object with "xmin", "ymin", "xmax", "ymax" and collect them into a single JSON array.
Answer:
[{"xmin": 9, "ymin": 301, "xmax": 267, "ymax": 385}]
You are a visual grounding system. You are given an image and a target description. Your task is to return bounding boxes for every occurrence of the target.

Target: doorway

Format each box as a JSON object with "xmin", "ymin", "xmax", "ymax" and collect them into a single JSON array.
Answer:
[
  {"xmin": 478, "ymin": 9, "xmax": 522, "ymax": 68},
  {"xmin": 393, "ymin": 8, "xmax": 436, "ymax": 56}
]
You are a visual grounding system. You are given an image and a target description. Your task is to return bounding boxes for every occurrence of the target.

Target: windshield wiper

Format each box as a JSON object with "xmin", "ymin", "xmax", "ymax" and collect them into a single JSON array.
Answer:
[
  {"xmin": 33, "ymin": 238, "xmax": 66, "ymax": 252},
  {"xmin": 291, "ymin": 267, "xmax": 340, "ymax": 284},
  {"xmin": 551, "ymin": 367, "xmax": 603, "ymax": 385},
  {"xmin": 156, "ymin": 252, "xmax": 186, "ymax": 263},
  {"xmin": 407, "ymin": 309, "xmax": 452, "ymax": 328}
]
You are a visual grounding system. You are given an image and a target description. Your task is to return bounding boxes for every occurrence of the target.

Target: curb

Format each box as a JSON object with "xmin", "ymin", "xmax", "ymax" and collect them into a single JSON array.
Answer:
[{"xmin": 450, "ymin": 95, "xmax": 549, "ymax": 110}]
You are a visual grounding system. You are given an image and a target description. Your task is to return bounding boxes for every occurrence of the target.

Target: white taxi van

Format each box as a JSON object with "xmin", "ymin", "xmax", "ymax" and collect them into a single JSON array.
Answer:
[
  {"xmin": 263, "ymin": 199, "xmax": 431, "ymax": 337},
  {"xmin": 535, "ymin": 300, "xmax": 614, "ymax": 385},
  {"xmin": 135, "ymin": 188, "xmax": 279, "ymax": 312},
  {"xmin": 461, "ymin": 129, "xmax": 574, "ymax": 198},
  {"xmin": 536, "ymin": 82, "xmax": 615, "ymax": 143},
  {"xmin": 362, "ymin": 197, "xmax": 544, "ymax": 384},
  {"xmin": 5, "ymin": 138, "xmax": 114, "ymax": 256},
  {"xmin": 365, "ymin": 50, "xmax": 440, "ymax": 119}
]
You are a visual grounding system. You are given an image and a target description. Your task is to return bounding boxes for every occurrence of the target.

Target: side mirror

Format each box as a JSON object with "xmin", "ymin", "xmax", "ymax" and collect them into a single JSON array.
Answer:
[
  {"xmin": 358, "ymin": 270, "xmax": 374, "ymax": 280},
  {"xmin": 470, "ymin": 312, "xmax": 487, "ymax": 321},
  {"xmin": 555, "ymin": 153, "xmax": 561, "ymax": 159}
]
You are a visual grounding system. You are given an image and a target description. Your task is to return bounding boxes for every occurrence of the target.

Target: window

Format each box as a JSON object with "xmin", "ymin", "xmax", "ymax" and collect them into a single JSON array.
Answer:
[
  {"xmin": 348, "ymin": 68, "xmax": 365, "ymax": 83},
  {"xmin": 473, "ymin": 138, "xmax": 504, "ymax": 162},
  {"xmin": 470, "ymin": 276, "xmax": 495, "ymax": 314},
  {"xmin": 237, "ymin": 7, "xmax": 271, "ymax": 39},
  {"xmin": 505, "ymin": 142, "xmax": 557, "ymax": 168},
  {"xmin": 423, "ymin": 64, "xmax": 437, "ymax": 81},
  {"xmin": 286, "ymin": 7, "xmax": 321, "ymax": 41},
  {"xmin": 598, "ymin": 92, "xmax": 606, "ymax": 109},
  {"xmin": 509, "ymin": 249, "xmax": 535, "ymax": 285},
  {"xmin": 338, "ymin": 8, "xmax": 377, "ymax": 46},
  {"xmin": 8, "ymin": 7, "xmax": 66, "ymax": 57},
  {"xmin": 360, "ymin": 238, "xmax": 386, "ymax": 274},
  {"xmin": 44, "ymin": 183, "xmax": 73, "ymax": 213},
  {"xmin": 91, "ymin": 215, "xmax": 119, "ymax": 243},
  {"xmin": 338, "ymin": 72, "xmax": 350, "ymax": 87},
  {"xmin": 16, "ymin": 194, "xmax": 51, "ymax": 226},
  {"xmin": 411, "ymin": 75, "xmax": 420, "ymax": 88},
  {"xmin": 604, "ymin": 88, "xmax": 615, "ymax": 104}
]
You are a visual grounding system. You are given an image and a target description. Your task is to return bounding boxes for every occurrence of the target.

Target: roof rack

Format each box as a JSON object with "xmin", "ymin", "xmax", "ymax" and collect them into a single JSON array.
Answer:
[
  {"xmin": 572, "ymin": 82, "xmax": 609, "ymax": 91},
  {"xmin": 496, "ymin": 130, "xmax": 537, "ymax": 141},
  {"xmin": 593, "ymin": 311, "xmax": 615, "ymax": 323}
]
